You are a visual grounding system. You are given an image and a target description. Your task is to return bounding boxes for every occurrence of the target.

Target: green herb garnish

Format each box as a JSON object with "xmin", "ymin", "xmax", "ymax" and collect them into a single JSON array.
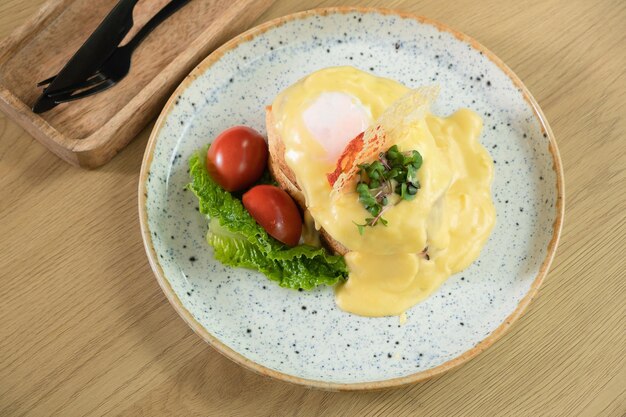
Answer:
[{"xmin": 354, "ymin": 145, "xmax": 423, "ymax": 233}]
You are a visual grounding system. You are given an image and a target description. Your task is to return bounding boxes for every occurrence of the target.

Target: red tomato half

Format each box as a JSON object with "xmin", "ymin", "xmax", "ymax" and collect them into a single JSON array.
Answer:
[
  {"xmin": 206, "ymin": 126, "xmax": 268, "ymax": 192},
  {"xmin": 243, "ymin": 185, "xmax": 302, "ymax": 247}
]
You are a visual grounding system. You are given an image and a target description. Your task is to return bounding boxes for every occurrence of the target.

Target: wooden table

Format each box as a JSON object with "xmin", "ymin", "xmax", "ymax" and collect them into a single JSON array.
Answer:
[{"xmin": 1, "ymin": 0, "xmax": 624, "ymax": 415}]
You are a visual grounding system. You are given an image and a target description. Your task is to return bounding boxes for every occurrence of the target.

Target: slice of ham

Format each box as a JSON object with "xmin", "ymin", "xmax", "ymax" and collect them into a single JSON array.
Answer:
[
  {"xmin": 327, "ymin": 86, "xmax": 439, "ymax": 195},
  {"xmin": 326, "ymin": 127, "xmax": 387, "ymax": 188}
]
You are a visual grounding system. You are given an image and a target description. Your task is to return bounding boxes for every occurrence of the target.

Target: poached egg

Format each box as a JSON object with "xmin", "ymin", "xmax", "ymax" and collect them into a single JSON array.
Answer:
[{"xmin": 270, "ymin": 66, "xmax": 495, "ymax": 317}]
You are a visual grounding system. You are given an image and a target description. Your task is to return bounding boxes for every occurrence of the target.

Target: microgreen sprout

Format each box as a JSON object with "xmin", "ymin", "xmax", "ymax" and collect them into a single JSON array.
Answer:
[{"xmin": 354, "ymin": 145, "xmax": 423, "ymax": 233}]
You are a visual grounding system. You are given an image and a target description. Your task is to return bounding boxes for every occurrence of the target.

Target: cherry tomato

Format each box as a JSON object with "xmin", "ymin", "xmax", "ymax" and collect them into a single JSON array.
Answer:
[
  {"xmin": 206, "ymin": 126, "xmax": 268, "ymax": 192},
  {"xmin": 243, "ymin": 185, "xmax": 302, "ymax": 247}
]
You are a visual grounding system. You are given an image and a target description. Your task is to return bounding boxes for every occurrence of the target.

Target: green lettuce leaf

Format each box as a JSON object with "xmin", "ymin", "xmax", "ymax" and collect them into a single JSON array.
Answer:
[{"xmin": 188, "ymin": 150, "xmax": 348, "ymax": 290}]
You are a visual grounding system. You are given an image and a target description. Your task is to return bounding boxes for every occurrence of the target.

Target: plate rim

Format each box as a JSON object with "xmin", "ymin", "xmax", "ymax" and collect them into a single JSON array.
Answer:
[{"xmin": 138, "ymin": 6, "xmax": 565, "ymax": 391}]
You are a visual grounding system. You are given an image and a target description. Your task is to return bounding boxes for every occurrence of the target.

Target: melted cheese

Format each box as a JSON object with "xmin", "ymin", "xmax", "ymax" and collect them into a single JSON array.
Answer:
[{"xmin": 271, "ymin": 67, "xmax": 495, "ymax": 317}]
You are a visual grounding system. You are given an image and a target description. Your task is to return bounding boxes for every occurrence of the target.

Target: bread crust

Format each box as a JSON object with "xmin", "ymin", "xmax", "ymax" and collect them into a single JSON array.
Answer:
[{"xmin": 266, "ymin": 106, "xmax": 349, "ymax": 256}]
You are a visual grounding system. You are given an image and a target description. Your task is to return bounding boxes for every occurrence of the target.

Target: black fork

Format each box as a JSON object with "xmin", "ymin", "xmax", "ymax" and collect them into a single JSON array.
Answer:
[{"xmin": 39, "ymin": 0, "xmax": 190, "ymax": 103}]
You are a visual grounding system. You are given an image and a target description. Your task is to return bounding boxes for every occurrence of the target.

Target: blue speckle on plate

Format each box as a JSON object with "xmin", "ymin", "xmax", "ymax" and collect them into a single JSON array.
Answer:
[{"xmin": 142, "ymin": 9, "xmax": 561, "ymax": 386}]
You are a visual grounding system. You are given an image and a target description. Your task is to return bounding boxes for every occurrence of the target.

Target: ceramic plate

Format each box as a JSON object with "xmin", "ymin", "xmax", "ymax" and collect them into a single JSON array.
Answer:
[{"xmin": 139, "ymin": 8, "xmax": 564, "ymax": 390}]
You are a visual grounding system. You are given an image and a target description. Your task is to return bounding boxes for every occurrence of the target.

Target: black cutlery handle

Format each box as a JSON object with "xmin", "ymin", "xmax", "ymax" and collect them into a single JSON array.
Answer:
[{"xmin": 126, "ymin": 0, "xmax": 192, "ymax": 52}]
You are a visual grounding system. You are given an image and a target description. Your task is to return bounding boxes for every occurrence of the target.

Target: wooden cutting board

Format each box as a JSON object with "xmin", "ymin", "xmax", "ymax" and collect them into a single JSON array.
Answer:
[{"xmin": 0, "ymin": 0, "xmax": 275, "ymax": 168}]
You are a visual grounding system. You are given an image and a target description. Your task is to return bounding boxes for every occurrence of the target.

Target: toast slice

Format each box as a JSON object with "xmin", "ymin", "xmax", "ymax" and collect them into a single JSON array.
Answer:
[{"xmin": 266, "ymin": 106, "xmax": 349, "ymax": 256}]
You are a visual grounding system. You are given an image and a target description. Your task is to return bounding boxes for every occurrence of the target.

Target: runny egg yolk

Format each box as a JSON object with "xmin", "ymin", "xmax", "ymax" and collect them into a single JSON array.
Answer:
[{"xmin": 271, "ymin": 66, "xmax": 495, "ymax": 317}]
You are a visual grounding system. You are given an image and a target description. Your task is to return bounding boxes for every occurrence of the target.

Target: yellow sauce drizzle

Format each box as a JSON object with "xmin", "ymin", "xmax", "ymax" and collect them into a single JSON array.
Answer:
[{"xmin": 271, "ymin": 67, "xmax": 495, "ymax": 317}]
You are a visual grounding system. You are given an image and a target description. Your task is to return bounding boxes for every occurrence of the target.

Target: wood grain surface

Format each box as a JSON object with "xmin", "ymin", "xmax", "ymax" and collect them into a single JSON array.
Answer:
[
  {"xmin": 0, "ymin": 0, "xmax": 624, "ymax": 416},
  {"xmin": 0, "ymin": 0, "xmax": 274, "ymax": 168}
]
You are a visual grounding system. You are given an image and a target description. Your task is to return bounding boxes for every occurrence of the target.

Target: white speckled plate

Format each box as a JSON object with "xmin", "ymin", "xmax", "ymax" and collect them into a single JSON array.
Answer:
[{"xmin": 139, "ymin": 8, "xmax": 564, "ymax": 390}]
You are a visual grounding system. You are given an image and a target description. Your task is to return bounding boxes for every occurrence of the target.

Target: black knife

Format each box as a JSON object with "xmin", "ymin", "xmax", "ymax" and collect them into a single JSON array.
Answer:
[{"xmin": 32, "ymin": 0, "xmax": 140, "ymax": 113}]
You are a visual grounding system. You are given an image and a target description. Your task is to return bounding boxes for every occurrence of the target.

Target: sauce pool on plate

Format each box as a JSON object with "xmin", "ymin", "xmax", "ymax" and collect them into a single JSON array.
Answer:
[{"xmin": 271, "ymin": 67, "xmax": 496, "ymax": 317}]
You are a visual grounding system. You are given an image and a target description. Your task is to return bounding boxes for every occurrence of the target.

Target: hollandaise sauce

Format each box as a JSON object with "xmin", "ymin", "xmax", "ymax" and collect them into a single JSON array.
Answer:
[{"xmin": 271, "ymin": 67, "xmax": 495, "ymax": 317}]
